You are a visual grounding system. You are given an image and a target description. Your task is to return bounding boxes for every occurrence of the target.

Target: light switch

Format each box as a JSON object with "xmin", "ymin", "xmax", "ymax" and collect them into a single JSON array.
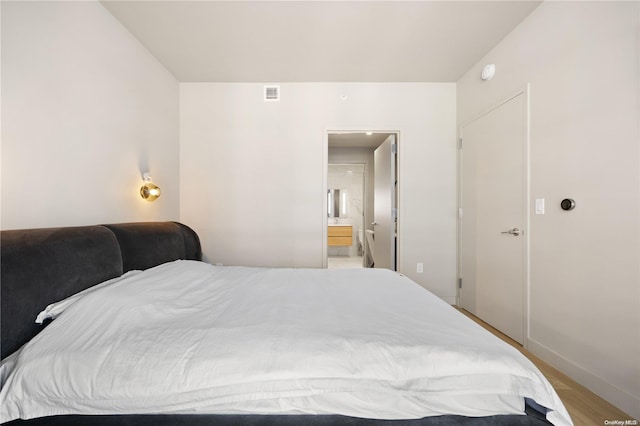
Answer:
[{"xmin": 535, "ymin": 198, "xmax": 545, "ymax": 215}]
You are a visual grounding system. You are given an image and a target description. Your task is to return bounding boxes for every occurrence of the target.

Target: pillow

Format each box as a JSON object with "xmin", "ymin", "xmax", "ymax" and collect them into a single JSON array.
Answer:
[{"xmin": 35, "ymin": 270, "xmax": 142, "ymax": 324}]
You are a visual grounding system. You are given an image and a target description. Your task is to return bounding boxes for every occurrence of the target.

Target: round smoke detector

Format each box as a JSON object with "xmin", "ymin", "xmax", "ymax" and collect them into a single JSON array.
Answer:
[{"xmin": 481, "ymin": 64, "xmax": 496, "ymax": 81}]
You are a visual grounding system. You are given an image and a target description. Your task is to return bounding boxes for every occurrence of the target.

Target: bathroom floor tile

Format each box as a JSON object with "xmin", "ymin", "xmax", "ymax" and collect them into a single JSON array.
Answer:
[{"xmin": 328, "ymin": 256, "xmax": 364, "ymax": 269}]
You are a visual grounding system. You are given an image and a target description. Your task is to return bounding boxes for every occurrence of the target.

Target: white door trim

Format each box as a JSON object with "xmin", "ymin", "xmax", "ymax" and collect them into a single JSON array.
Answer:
[{"xmin": 323, "ymin": 129, "xmax": 403, "ymax": 272}]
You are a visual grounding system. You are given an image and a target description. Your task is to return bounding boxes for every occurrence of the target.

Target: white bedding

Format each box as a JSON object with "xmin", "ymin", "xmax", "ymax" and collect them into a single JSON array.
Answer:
[{"xmin": 0, "ymin": 260, "xmax": 572, "ymax": 425}]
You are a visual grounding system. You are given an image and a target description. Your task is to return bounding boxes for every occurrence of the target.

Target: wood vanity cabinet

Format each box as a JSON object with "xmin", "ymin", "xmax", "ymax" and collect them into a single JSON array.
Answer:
[{"xmin": 328, "ymin": 225, "xmax": 352, "ymax": 247}]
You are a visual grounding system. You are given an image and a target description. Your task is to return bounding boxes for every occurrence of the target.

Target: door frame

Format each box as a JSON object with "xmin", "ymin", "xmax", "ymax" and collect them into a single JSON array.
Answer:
[
  {"xmin": 457, "ymin": 85, "xmax": 531, "ymax": 348},
  {"xmin": 323, "ymin": 129, "xmax": 402, "ymax": 270}
]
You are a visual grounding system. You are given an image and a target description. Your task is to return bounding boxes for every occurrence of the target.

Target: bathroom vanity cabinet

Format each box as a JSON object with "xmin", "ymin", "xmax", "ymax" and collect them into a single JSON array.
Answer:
[{"xmin": 328, "ymin": 225, "xmax": 352, "ymax": 247}]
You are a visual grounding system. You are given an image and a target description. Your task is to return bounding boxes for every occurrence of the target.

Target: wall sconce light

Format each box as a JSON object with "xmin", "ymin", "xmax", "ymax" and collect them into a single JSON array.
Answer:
[{"xmin": 140, "ymin": 172, "xmax": 160, "ymax": 202}]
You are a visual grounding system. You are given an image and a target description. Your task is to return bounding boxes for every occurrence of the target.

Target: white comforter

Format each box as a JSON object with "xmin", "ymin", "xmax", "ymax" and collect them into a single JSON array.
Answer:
[{"xmin": 0, "ymin": 260, "xmax": 572, "ymax": 425}]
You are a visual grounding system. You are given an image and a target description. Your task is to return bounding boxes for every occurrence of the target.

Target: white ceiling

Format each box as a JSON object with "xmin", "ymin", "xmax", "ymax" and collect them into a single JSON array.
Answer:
[
  {"xmin": 101, "ymin": 1, "xmax": 541, "ymax": 83},
  {"xmin": 329, "ymin": 132, "xmax": 392, "ymax": 149}
]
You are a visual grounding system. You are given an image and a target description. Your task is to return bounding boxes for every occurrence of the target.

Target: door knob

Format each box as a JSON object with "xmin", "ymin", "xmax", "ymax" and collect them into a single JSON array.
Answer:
[
  {"xmin": 501, "ymin": 228, "xmax": 521, "ymax": 236},
  {"xmin": 371, "ymin": 222, "xmax": 377, "ymax": 226}
]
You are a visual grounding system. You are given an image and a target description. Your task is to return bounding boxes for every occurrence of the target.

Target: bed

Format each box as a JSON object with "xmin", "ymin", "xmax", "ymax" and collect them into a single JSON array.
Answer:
[{"xmin": 0, "ymin": 222, "xmax": 572, "ymax": 425}]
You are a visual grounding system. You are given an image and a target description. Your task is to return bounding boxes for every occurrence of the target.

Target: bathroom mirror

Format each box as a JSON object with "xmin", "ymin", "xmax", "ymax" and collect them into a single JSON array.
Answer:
[{"xmin": 328, "ymin": 189, "xmax": 348, "ymax": 217}]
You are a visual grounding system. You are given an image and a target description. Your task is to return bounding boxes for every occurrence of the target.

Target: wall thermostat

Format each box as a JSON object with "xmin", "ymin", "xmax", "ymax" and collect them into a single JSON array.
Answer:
[{"xmin": 561, "ymin": 199, "xmax": 576, "ymax": 211}]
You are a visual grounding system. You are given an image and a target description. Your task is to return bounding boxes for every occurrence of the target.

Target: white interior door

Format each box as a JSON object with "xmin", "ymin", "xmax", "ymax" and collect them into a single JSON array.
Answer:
[
  {"xmin": 460, "ymin": 92, "xmax": 527, "ymax": 344},
  {"xmin": 373, "ymin": 135, "xmax": 397, "ymax": 270}
]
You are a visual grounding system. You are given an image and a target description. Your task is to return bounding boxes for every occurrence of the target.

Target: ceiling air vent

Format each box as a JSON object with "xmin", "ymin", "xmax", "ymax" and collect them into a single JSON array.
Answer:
[{"xmin": 264, "ymin": 85, "xmax": 280, "ymax": 102}]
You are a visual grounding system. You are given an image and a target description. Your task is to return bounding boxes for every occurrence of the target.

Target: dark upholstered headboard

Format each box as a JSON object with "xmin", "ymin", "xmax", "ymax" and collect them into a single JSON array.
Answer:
[{"xmin": 0, "ymin": 222, "xmax": 202, "ymax": 359}]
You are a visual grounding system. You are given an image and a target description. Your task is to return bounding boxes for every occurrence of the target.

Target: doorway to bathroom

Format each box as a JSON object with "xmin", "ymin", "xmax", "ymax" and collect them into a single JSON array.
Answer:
[
  {"xmin": 327, "ymin": 163, "xmax": 366, "ymax": 268},
  {"xmin": 325, "ymin": 132, "xmax": 398, "ymax": 270}
]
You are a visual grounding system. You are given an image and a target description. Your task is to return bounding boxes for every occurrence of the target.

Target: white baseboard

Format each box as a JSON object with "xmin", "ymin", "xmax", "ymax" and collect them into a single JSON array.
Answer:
[
  {"xmin": 442, "ymin": 296, "xmax": 457, "ymax": 305},
  {"xmin": 527, "ymin": 338, "xmax": 640, "ymax": 420}
]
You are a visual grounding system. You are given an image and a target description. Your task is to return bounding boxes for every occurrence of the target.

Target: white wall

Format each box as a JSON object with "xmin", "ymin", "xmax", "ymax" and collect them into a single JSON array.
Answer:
[
  {"xmin": 457, "ymin": 1, "xmax": 640, "ymax": 418},
  {"xmin": 1, "ymin": 1, "xmax": 180, "ymax": 230},
  {"xmin": 180, "ymin": 83, "xmax": 458, "ymax": 301}
]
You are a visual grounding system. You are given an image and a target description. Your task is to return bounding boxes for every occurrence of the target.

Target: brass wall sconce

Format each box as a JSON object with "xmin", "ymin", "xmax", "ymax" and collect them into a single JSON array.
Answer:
[{"xmin": 140, "ymin": 172, "xmax": 160, "ymax": 202}]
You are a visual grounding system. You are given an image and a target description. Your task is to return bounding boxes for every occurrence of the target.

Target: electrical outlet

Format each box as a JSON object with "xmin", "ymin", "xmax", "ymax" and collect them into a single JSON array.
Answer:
[{"xmin": 417, "ymin": 263, "xmax": 424, "ymax": 273}]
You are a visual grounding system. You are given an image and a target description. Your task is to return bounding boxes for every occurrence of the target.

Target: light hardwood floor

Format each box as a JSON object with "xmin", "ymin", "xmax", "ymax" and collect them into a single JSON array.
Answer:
[{"xmin": 455, "ymin": 307, "xmax": 636, "ymax": 426}]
